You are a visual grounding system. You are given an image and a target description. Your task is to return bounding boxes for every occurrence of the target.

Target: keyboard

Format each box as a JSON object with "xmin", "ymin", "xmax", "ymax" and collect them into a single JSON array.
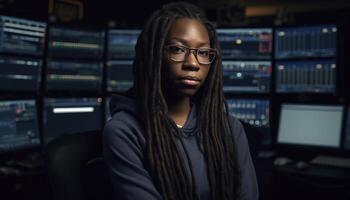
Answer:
[{"xmin": 310, "ymin": 155, "xmax": 350, "ymax": 168}]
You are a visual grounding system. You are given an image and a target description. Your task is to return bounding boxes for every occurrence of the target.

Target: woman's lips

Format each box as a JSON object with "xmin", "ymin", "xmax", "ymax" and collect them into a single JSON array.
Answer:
[
  {"xmin": 180, "ymin": 79, "xmax": 200, "ymax": 86},
  {"xmin": 178, "ymin": 76, "xmax": 201, "ymax": 86}
]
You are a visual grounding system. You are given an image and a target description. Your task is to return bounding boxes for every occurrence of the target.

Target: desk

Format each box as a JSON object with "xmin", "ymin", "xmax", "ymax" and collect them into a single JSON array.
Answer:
[
  {"xmin": 274, "ymin": 163, "xmax": 350, "ymax": 181},
  {"xmin": 272, "ymin": 163, "xmax": 350, "ymax": 200},
  {"xmin": 0, "ymin": 168, "xmax": 52, "ymax": 200},
  {"xmin": 0, "ymin": 152, "xmax": 52, "ymax": 200},
  {"xmin": 254, "ymin": 157, "xmax": 350, "ymax": 200}
]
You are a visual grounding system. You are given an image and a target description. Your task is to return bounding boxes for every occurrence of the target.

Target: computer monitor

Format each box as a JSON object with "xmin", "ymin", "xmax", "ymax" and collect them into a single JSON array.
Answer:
[
  {"xmin": 48, "ymin": 27, "xmax": 105, "ymax": 59},
  {"xmin": 344, "ymin": 105, "xmax": 350, "ymax": 150},
  {"xmin": 0, "ymin": 55, "xmax": 42, "ymax": 91},
  {"xmin": 0, "ymin": 100, "xmax": 40, "ymax": 152},
  {"xmin": 275, "ymin": 24, "xmax": 337, "ymax": 59},
  {"xmin": 226, "ymin": 98, "xmax": 271, "ymax": 145},
  {"xmin": 277, "ymin": 104, "xmax": 343, "ymax": 148},
  {"xmin": 217, "ymin": 28, "xmax": 272, "ymax": 60},
  {"xmin": 107, "ymin": 29, "xmax": 140, "ymax": 60},
  {"xmin": 222, "ymin": 61, "xmax": 271, "ymax": 93},
  {"xmin": 0, "ymin": 15, "xmax": 46, "ymax": 56},
  {"xmin": 106, "ymin": 60, "xmax": 133, "ymax": 92},
  {"xmin": 46, "ymin": 59, "xmax": 103, "ymax": 92},
  {"xmin": 275, "ymin": 60, "xmax": 336, "ymax": 93},
  {"xmin": 43, "ymin": 97, "xmax": 102, "ymax": 144}
]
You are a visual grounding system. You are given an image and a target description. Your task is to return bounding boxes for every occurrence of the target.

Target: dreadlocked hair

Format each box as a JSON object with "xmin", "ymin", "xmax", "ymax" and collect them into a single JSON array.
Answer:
[{"xmin": 132, "ymin": 2, "xmax": 241, "ymax": 200}]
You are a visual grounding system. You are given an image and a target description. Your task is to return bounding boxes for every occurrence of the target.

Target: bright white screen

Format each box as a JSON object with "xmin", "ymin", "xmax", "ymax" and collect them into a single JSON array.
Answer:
[{"xmin": 277, "ymin": 104, "xmax": 343, "ymax": 147}]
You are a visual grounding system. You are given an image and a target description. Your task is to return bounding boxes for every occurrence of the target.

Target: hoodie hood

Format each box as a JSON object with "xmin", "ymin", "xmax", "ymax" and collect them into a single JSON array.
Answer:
[
  {"xmin": 109, "ymin": 94, "xmax": 139, "ymax": 118},
  {"xmin": 108, "ymin": 94, "xmax": 198, "ymax": 137}
]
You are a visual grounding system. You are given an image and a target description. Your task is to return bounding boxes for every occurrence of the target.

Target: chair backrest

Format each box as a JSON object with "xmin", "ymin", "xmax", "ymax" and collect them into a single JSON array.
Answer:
[
  {"xmin": 240, "ymin": 121, "xmax": 263, "ymax": 161},
  {"xmin": 45, "ymin": 131, "xmax": 112, "ymax": 200}
]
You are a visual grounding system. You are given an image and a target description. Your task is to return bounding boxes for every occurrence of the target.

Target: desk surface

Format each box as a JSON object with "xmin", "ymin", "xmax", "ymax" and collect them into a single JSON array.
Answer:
[{"xmin": 273, "ymin": 163, "xmax": 350, "ymax": 181}]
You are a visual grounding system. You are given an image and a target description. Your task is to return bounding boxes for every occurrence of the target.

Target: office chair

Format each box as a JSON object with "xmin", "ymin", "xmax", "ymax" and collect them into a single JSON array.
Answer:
[
  {"xmin": 45, "ymin": 130, "xmax": 112, "ymax": 200},
  {"xmin": 240, "ymin": 121, "xmax": 263, "ymax": 161}
]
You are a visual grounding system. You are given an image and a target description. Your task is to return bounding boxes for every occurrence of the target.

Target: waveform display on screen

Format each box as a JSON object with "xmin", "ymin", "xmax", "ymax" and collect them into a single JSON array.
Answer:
[
  {"xmin": 46, "ymin": 59, "xmax": 103, "ymax": 92},
  {"xmin": 275, "ymin": 24, "xmax": 337, "ymax": 59},
  {"xmin": 43, "ymin": 97, "xmax": 102, "ymax": 144},
  {"xmin": 275, "ymin": 60, "xmax": 336, "ymax": 93},
  {"xmin": 345, "ymin": 107, "xmax": 350, "ymax": 150},
  {"xmin": 0, "ymin": 55, "xmax": 42, "ymax": 91},
  {"xmin": 227, "ymin": 98, "xmax": 271, "ymax": 145},
  {"xmin": 217, "ymin": 28, "xmax": 272, "ymax": 60},
  {"xmin": 48, "ymin": 27, "xmax": 105, "ymax": 59},
  {"xmin": 0, "ymin": 15, "xmax": 46, "ymax": 56},
  {"xmin": 0, "ymin": 100, "xmax": 40, "ymax": 152},
  {"xmin": 108, "ymin": 30, "xmax": 140, "ymax": 60},
  {"xmin": 222, "ymin": 61, "xmax": 271, "ymax": 93},
  {"xmin": 107, "ymin": 60, "xmax": 133, "ymax": 92}
]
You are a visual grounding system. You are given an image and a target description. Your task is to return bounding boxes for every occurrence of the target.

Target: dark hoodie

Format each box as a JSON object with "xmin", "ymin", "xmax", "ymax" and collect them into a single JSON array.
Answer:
[{"xmin": 103, "ymin": 94, "xmax": 259, "ymax": 200}]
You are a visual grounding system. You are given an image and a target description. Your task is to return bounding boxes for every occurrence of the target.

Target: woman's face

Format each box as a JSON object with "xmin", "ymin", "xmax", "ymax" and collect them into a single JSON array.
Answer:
[{"xmin": 162, "ymin": 18, "xmax": 212, "ymax": 97}]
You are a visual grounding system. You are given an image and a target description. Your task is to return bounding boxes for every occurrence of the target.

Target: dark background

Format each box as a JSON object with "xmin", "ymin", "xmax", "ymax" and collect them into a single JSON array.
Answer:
[{"xmin": 0, "ymin": 0, "xmax": 350, "ymax": 200}]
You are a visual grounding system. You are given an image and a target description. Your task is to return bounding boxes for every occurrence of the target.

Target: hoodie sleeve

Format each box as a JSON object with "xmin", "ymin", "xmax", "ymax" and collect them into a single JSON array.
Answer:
[
  {"xmin": 103, "ymin": 116, "xmax": 163, "ymax": 200},
  {"xmin": 229, "ymin": 116, "xmax": 259, "ymax": 200}
]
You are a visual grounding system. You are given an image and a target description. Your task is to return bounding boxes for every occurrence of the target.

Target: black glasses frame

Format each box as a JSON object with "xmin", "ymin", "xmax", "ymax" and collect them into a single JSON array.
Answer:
[{"xmin": 164, "ymin": 44, "xmax": 218, "ymax": 65}]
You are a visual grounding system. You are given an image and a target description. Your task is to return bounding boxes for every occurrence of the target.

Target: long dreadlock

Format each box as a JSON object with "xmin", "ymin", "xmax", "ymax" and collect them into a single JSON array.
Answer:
[{"xmin": 132, "ymin": 2, "xmax": 241, "ymax": 200}]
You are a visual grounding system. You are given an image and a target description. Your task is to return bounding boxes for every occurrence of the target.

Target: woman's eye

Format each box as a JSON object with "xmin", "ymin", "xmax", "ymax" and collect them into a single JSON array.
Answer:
[
  {"xmin": 198, "ymin": 49, "xmax": 210, "ymax": 57},
  {"xmin": 169, "ymin": 46, "xmax": 185, "ymax": 54}
]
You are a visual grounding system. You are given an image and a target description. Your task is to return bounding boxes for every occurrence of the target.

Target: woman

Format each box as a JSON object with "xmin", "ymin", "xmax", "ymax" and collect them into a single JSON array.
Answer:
[{"xmin": 103, "ymin": 2, "xmax": 258, "ymax": 200}]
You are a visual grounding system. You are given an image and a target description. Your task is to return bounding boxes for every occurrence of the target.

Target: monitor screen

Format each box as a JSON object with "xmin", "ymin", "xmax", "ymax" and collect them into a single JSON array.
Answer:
[
  {"xmin": 227, "ymin": 98, "xmax": 270, "ymax": 145},
  {"xmin": 48, "ymin": 27, "xmax": 105, "ymax": 59},
  {"xmin": 43, "ymin": 97, "xmax": 102, "ymax": 144},
  {"xmin": 275, "ymin": 60, "xmax": 336, "ymax": 93},
  {"xmin": 344, "ymin": 106, "xmax": 350, "ymax": 150},
  {"xmin": 0, "ymin": 100, "xmax": 40, "ymax": 152},
  {"xmin": 222, "ymin": 61, "xmax": 271, "ymax": 93},
  {"xmin": 0, "ymin": 15, "xmax": 46, "ymax": 56},
  {"xmin": 106, "ymin": 60, "xmax": 133, "ymax": 92},
  {"xmin": 46, "ymin": 59, "xmax": 103, "ymax": 92},
  {"xmin": 217, "ymin": 28, "xmax": 272, "ymax": 60},
  {"xmin": 107, "ymin": 29, "xmax": 140, "ymax": 60},
  {"xmin": 0, "ymin": 55, "xmax": 42, "ymax": 91},
  {"xmin": 275, "ymin": 24, "xmax": 337, "ymax": 59},
  {"xmin": 277, "ymin": 104, "xmax": 343, "ymax": 148}
]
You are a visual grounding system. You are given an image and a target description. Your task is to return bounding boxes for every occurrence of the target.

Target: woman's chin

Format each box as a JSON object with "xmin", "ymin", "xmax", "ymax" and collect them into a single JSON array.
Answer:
[{"xmin": 177, "ymin": 88, "xmax": 199, "ymax": 97}]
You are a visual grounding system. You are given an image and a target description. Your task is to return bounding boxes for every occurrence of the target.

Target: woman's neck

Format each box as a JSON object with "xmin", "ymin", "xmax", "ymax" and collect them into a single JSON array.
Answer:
[{"xmin": 166, "ymin": 96, "xmax": 191, "ymax": 127}]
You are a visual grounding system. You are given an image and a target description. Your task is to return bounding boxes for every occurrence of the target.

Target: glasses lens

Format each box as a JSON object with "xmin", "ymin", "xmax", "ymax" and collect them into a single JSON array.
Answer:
[
  {"xmin": 197, "ymin": 48, "xmax": 216, "ymax": 64},
  {"xmin": 166, "ymin": 45, "xmax": 186, "ymax": 61}
]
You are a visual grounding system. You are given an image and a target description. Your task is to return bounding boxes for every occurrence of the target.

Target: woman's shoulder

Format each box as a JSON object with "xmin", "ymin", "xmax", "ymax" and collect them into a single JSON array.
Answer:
[
  {"xmin": 103, "ymin": 112, "xmax": 147, "ymax": 156},
  {"xmin": 109, "ymin": 108, "xmax": 142, "ymax": 125}
]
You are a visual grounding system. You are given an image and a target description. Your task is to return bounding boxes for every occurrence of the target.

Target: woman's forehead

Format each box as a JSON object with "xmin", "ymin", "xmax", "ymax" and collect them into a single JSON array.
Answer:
[{"xmin": 166, "ymin": 18, "xmax": 210, "ymax": 46}]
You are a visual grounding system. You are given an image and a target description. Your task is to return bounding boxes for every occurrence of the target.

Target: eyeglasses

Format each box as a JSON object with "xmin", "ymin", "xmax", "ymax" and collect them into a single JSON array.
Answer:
[{"xmin": 164, "ymin": 44, "xmax": 217, "ymax": 65}]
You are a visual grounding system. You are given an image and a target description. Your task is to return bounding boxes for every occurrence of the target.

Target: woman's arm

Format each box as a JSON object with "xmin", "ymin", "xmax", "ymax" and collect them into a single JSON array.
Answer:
[
  {"xmin": 103, "ymin": 118, "xmax": 163, "ymax": 200},
  {"xmin": 229, "ymin": 117, "xmax": 259, "ymax": 200}
]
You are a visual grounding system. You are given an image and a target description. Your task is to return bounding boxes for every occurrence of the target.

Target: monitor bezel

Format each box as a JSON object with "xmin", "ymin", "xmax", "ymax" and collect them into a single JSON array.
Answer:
[{"xmin": 275, "ymin": 102, "xmax": 346, "ymax": 154}]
